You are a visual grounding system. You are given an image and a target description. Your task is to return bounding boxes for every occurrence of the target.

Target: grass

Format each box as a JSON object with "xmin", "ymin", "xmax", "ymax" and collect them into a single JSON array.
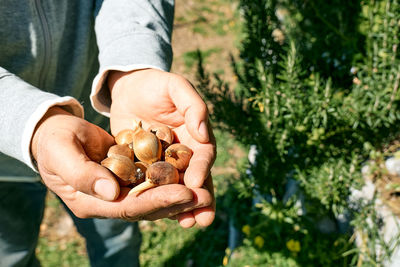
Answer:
[
  {"xmin": 37, "ymin": 238, "xmax": 89, "ymax": 267},
  {"xmin": 139, "ymin": 214, "xmax": 228, "ymax": 267},
  {"xmin": 229, "ymin": 245, "xmax": 300, "ymax": 267},
  {"xmin": 36, "ymin": 194, "xmax": 89, "ymax": 267}
]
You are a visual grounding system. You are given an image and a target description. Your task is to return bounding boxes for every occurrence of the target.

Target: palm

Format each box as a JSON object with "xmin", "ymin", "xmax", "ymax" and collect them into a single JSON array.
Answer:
[
  {"xmin": 108, "ymin": 69, "xmax": 216, "ymax": 227},
  {"xmin": 110, "ymin": 69, "xmax": 191, "ymax": 133}
]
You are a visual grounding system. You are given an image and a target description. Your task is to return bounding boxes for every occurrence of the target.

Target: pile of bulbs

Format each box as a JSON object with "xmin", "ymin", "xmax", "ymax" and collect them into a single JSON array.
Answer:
[{"xmin": 101, "ymin": 121, "xmax": 193, "ymax": 195}]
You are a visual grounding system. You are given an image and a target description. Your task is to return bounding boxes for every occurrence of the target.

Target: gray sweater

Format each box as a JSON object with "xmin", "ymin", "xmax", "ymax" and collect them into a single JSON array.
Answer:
[{"xmin": 0, "ymin": 0, "xmax": 174, "ymax": 182}]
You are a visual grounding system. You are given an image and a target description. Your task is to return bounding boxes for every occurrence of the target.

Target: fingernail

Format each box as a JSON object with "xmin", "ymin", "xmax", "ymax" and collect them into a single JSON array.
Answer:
[
  {"xmin": 198, "ymin": 121, "xmax": 209, "ymax": 142},
  {"xmin": 94, "ymin": 179, "xmax": 117, "ymax": 201}
]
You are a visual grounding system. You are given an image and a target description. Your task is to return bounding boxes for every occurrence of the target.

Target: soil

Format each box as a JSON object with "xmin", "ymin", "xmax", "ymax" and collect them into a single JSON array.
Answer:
[{"xmin": 171, "ymin": 0, "xmax": 239, "ymax": 83}]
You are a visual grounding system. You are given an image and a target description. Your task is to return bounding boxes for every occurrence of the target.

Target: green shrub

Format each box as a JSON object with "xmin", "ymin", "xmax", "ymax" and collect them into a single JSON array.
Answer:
[{"xmin": 197, "ymin": 0, "xmax": 400, "ymax": 265}]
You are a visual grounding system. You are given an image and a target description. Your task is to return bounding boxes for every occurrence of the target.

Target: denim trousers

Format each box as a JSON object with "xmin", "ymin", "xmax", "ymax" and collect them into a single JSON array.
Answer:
[{"xmin": 0, "ymin": 181, "xmax": 141, "ymax": 267}]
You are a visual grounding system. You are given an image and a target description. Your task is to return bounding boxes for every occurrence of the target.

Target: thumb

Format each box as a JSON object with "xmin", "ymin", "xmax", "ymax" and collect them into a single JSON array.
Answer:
[
  {"xmin": 46, "ymin": 135, "xmax": 120, "ymax": 201},
  {"xmin": 169, "ymin": 75, "xmax": 209, "ymax": 143},
  {"xmin": 185, "ymin": 105, "xmax": 209, "ymax": 144}
]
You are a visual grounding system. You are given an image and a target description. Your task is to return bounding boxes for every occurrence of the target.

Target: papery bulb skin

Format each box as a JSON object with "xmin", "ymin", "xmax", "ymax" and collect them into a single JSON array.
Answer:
[
  {"xmin": 115, "ymin": 129, "xmax": 136, "ymax": 145},
  {"xmin": 133, "ymin": 161, "xmax": 148, "ymax": 184},
  {"xmin": 128, "ymin": 162, "xmax": 179, "ymax": 195},
  {"xmin": 107, "ymin": 144, "xmax": 134, "ymax": 161},
  {"xmin": 165, "ymin": 144, "xmax": 193, "ymax": 171},
  {"xmin": 146, "ymin": 161, "xmax": 179, "ymax": 185},
  {"xmin": 132, "ymin": 122, "xmax": 162, "ymax": 164},
  {"xmin": 101, "ymin": 154, "xmax": 138, "ymax": 183},
  {"xmin": 149, "ymin": 124, "xmax": 174, "ymax": 150}
]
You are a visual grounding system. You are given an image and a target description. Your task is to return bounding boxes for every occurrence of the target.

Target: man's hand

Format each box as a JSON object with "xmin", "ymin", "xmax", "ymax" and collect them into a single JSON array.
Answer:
[
  {"xmin": 108, "ymin": 69, "xmax": 216, "ymax": 228},
  {"xmin": 31, "ymin": 106, "xmax": 212, "ymax": 220}
]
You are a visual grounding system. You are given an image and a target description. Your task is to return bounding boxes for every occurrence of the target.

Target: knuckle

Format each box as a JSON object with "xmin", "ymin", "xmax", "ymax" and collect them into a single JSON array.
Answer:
[
  {"xmin": 203, "ymin": 193, "xmax": 214, "ymax": 207},
  {"xmin": 197, "ymin": 103, "xmax": 208, "ymax": 117},
  {"xmin": 194, "ymin": 189, "xmax": 213, "ymax": 208},
  {"xmin": 211, "ymin": 145, "xmax": 217, "ymax": 165},
  {"xmin": 152, "ymin": 187, "xmax": 190, "ymax": 208},
  {"xmin": 211, "ymin": 142, "xmax": 217, "ymax": 155},
  {"xmin": 115, "ymin": 205, "xmax": 144, "ymax": 222},
  {"xmin": 117, "ymin": 209, "xmax": 132, "ymax": 221},
  {"xmin": 206, "ymin": 148, "xmax": 216, "ymax": 163}
]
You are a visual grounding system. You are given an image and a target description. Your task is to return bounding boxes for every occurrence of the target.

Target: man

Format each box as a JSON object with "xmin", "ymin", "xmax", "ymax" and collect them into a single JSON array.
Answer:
[{"xmin": 0, "ymin": 0, "xmax": 216, "ymax": 266}]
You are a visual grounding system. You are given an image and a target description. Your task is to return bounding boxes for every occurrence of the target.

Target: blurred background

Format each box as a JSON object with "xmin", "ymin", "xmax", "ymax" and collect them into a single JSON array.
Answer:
[{"xmin": 36, "ymin": 0, "xmax": 400, "ymax": 266}]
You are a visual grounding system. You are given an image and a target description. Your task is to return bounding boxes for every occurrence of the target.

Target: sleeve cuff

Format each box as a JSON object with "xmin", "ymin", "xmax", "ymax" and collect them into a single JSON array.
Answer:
[
  {"xmin": 91, "ymin": 31, "xmax": 173, "ymax": 117},
  {"xmin": 21, "ymin": 96, "xmax": 84, "ymax": 172}
]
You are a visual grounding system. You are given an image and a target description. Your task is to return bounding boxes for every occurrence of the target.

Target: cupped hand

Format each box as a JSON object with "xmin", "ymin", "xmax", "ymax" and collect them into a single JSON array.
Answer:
[
  {"xmin": 31, "ymin": 106, "xmax": 212, "ymax": 221},
  {"xmin": 108, "ymin": 69, "xmax": 216, "ymax": 227}
]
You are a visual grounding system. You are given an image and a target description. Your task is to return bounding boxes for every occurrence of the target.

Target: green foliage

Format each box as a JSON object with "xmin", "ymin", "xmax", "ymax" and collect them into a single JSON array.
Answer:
[
  {"xmin": 183, "ymin": 48, "xmax": 222, "ymax": 69},
  {"xmin": 37, "ymin": 239, "xmax": 89, "ymax": 267},
  {"xmin": 196, "ymin": 0, "xmax": 400, "ymax": 265},
  {"xmin": 139, "ymin": 204, "xmax": 229, "ymax": 267}
]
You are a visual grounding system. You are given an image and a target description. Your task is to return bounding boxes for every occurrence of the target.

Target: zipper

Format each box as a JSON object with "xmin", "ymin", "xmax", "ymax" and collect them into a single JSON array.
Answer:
[{"xmin": 33, "ymin": 0, "xmax": 51, "ymax": 89}]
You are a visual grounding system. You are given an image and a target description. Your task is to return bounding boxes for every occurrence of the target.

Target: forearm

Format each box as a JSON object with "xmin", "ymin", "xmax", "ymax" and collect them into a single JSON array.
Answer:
[{"xmin": 95, "ymin": 0, "xmax": 174, "ymax": 70}]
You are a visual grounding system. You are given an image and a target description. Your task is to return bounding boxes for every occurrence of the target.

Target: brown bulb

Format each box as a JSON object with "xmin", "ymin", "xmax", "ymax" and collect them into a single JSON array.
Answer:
[
  {"xmin": 149, "ymin": 124, "xmax": 174, "ymax": 150},
  {"xmin": 128, "ymin": 162, "xmax": 179, "ymax": 195},
  {"xmin": 165, "ymin": 144, "xmax": 193, "ymax": 172},
  {"xmin": 101, "ymin": 154, "xmax": 139, "ymax": 183},
  {"xmin": 131, "ymin": 121, "xmax": 162, "ymax": 164},
  {"xmin": 133, "ymin": 161, "xmax": 148, "ymax": 184},
  {"xmin": 115, "ymin": 129, "xmax": 137, "ymax": 145},
  {"xmin": 107, "ymin": 144, "xmax": 134, "ymax": 161}
]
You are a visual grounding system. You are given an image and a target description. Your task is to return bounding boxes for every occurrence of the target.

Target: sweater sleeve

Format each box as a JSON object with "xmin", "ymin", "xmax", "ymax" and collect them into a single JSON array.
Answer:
[
  {"xmin": 90, "ymin": 0, "xmax": 174, "ymax": 117},
  {"xmin": 0, "ymin": 67, "xmax": 84, "ymax": 171}
]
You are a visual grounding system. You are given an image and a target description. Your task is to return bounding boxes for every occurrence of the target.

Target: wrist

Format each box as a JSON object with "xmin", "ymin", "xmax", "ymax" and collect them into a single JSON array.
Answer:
[{"xmin": 107, "ymin": 68, "xmax": 155, "ymax": 94}]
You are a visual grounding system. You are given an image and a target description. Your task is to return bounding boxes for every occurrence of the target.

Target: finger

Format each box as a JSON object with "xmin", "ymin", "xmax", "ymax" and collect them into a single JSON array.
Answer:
[
  {"xmin": 184, "ymin": 142, "xmax": 216, "ymax": 188},
  {"xmin": 168, "ymin": 75, "xmax": 209, "ymax": 143},
  {"xmin": 45, "ymin": 134, "xmax": 119, "ymax": 201},
  {"xmin": 143, "ymin": 187, "xmax": 212, "ymax": 221},
  {"xmin": 193, "ymin": 207, "xmax": 215, "ymax": 227},
  {"xmin": 193, "ymin": 175, "xmax": 216, "ymax": 227},
  {"xmin": 177, "ymin": 212, "xmax": 196, "ymax": 228},
  {"xmin": 56, "ymin": 184, "xmax": 194, "ymax": 220}
]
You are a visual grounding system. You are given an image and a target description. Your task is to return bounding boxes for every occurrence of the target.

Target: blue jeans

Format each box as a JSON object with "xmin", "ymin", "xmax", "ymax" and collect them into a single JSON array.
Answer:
[{"xmin": 0, "ymin": 182, "xmax": 141, "ymax": 267}]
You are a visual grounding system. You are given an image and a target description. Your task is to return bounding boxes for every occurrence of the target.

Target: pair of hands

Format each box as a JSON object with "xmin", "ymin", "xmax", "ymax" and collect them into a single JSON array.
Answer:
[{"xmin": 31, "ymin": 69, "xmax": 216, "ymax": 228}]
